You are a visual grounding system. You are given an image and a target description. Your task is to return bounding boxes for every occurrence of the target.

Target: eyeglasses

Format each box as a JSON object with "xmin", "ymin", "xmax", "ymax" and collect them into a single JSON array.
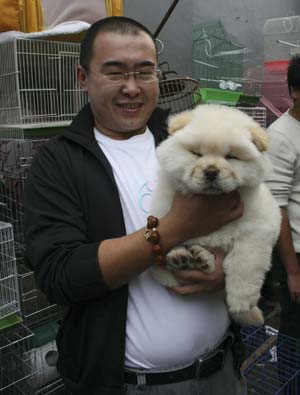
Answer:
[{"xmin": 88, "ymin": 69, "xmax": 162, "ymax": 84}]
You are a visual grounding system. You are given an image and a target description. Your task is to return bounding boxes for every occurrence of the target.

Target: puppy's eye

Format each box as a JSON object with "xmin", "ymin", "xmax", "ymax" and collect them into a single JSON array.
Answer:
[
  {"xmin": 191, "ymin": 151, "xmax": 202, "ymax": 157},
  {"xmin": 225, "ymin": 154, "xmax": 238, "ymax": 160}
]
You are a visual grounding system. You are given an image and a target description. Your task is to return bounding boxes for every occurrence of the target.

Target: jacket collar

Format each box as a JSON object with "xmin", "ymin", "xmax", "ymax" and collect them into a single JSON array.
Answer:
[
  {"xmin": 62, "ymin": 103, "xmax": 170, "ymax": 149},
  {"xmin": 62, "ymin": 103, "xmax": 170, "ymax": 190}
]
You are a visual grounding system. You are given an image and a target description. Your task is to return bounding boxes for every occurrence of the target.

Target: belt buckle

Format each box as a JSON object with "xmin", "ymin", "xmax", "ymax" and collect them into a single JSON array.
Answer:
[{"xmin": 195, "ymin": 334, "xmax": 233, "ymax": 380}]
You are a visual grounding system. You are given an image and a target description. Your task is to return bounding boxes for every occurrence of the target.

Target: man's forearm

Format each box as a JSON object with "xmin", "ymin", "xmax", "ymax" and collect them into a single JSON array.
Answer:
[
  {"xmin": 98, "ymin": 214, "xmax": 181, "ymax": 289},
  {"xmin": 98, "ymin": 191, "xmax": 244, "ymax": 289}
]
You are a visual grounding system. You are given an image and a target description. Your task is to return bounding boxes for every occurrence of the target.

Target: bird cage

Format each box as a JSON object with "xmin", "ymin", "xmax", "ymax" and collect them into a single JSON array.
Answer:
[
  {"xmin": 26, "ymin": 340, "xmax": 60, "ymax": 393},
  {"xmin": 0, "ymin": 37, "xmax": 88, "ymax": 139},
  {"xmin": 0, "ymin": 324, "xmax": 36, "ymax": 394},
  {"xmin": 193, "ymin": 20, "xmax": 247, "ymax": 91},
  {"xmin": 237, "ymin": 107, "xmax": 267, "ymax": 128},
  {"xmin": 0, "ymin": 138, "xmax": 48, "ymax": 257},
  {"xmin": 0, "ymin": 138, "xmax": 64, "ymax": 329},
  {"xmin": 34, "ymin": 377, "xmax": 65, "ymax": 395},
  {"xmin": 157, "ymin": 77, "xmax": 201, "ymax": 115},
  {"xmin": 264, "ymin": 15, "xmax": 300, "ymax": 69},
  {"xmin": 262, "ymin": 16, "xmax": 300, "ymax": 118},
  {"xmin": 242, "ymin": 326, "xmax": 300, "ymax": 394},
  {"xmin": 18, "ymin": 259, "xmax": 64, "ymax": 329},
  {"xmin": 0, "ymin": 221, "xmax": 22, "ymax": 331}
]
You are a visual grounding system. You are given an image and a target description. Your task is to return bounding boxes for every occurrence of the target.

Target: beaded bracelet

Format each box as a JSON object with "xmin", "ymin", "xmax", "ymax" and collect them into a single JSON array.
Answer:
[{"xmin": 144, "ymin": 215, "xmax": 166, "ymax": 265}]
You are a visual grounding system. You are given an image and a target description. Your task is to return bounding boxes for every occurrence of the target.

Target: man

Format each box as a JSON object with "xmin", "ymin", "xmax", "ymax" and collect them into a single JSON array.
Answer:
[
  {"xmin": 24, "ymin": 17, "xmax": 245, "ymax": 394},
  {"xmin": 266, "ymin": 55, "xmax": 300, "ymax": 394}
]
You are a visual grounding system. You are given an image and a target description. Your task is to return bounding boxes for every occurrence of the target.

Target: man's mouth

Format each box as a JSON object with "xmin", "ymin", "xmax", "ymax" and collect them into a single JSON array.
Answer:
[{"xmin": 117, "ymin": 103, "xmax": 142, "ymax": 109}]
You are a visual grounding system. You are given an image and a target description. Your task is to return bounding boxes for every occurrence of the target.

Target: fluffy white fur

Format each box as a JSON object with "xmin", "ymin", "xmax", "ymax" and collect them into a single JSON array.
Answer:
[{"xmin": 150, "ymin": 104, "xmax": 281, "ymax": 327}]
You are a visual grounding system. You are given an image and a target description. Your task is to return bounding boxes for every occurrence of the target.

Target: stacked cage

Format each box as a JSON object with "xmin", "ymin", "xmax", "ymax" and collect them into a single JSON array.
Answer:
[
  {"xmin": 0, "ymin": 36, "xmax": 88, "ymax": 394},
  {"xmin": 193, "ymin": 20, "xmax": 246, "ymax": 91},
  {"xmin": 237, "ymin": 107, "xmax": 267, "ymax": 128},
  {"xmin": 262, "ymin": 16, "xmax": 300, "ymax": 124},
  {"xmin": 0, "ymin": 222, "xmax": 21, "ymax": 331},
  {"xmin": 242, "ymin": 326, "xmax": 300, "ymax": 394},
  {"xmin": 0, "ymin": 324, "xmax": 36, "ymax": 395},
  {"xmin": 0, "ymin": 38, "xmax": 87, "ymax": 139}
]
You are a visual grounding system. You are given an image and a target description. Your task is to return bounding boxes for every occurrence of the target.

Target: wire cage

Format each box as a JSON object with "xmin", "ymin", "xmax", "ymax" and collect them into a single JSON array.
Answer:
[
  {"xmin": 157, "ymin": 77, "xmax": 201, "ymax": 115},
  {"xmin": 0, "ymin": 324, "xmax": 36, "ymax": 395},
  {"xmin": 0, "ymin": 138, "xmax": 48, "ymax": 257},
  {"xmin": 0, "ymin": 138, "xmax": 64, "ymax": 329},
  {"xmin": 34, "ymin": 378, "xmax": 65, "ymax": 395},
  {"xmin": 26, "ymin": 319, "xmax": 65, "ymax": 394},
  {"xmin": 242, "ymin": 325, "xmax": 300, "ymax": 394},
  {"xmin": 18, "ymin": 259, "xmax": 64, "ymax": 329},
  {"xmin": 0, "ymin": 37, "xmax": 88, "ymax": 139},
  {"xmin": 193, "ymin": 20, "xmax": 247, "ymax": 91},
  {"xmin": 0, "ymin": 221, "xmax": 22, "ymax": 332},
  {"xmin": 26, "ymin": 340, "xmax": 61, "ymax": 393},
  {"xmin": 237, "ymin": 107, "xmax": 267, "ymax": 128}
]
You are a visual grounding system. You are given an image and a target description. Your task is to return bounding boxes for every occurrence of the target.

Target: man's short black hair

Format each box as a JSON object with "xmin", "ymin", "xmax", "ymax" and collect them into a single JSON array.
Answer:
[
  {"xmin": 80, "ymin": 16, "xmax": 156, "ymax": 71},
  {"xmin": 287, "ymin": 54, "xmax": 300, "ymax": 95}
]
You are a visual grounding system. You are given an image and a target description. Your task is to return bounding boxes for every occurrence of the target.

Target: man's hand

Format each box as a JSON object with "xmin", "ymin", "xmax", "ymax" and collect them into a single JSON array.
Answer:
[
  {"xmin": 166, "ymin": 191, "xmax": 244, "ymax": 243},
  {"xmin": 167, "ymin": 249, "xmax": 225, "ymax": 295},
  {"xmin": 287, "ymin": 271, "xmax": 300, "ymax": 304}
]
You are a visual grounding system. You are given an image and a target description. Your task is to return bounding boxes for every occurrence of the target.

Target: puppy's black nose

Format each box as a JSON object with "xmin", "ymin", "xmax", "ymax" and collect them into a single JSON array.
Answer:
[{"xmin": 204, "ymin": 166, "xmax": 219, "ymax": 181}]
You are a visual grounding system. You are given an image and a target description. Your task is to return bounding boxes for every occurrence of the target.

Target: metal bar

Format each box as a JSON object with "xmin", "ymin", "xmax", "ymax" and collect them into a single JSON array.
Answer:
[{"xmin": 153, "ymin": 0, "xmax": 180, "ymax": 39}]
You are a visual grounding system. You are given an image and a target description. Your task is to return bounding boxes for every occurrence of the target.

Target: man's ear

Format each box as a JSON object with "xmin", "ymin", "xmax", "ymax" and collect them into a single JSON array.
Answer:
[
  {"xmin": 249, "ymin": 126, "xmax": 269, "ymax": 152},
  {"xmin": 168, "ymin": 110, "xmax": 194, "ymax": 134},
  {"xmin": 77, "ymin": 65, "xmax": 88, "ymax": 91}
]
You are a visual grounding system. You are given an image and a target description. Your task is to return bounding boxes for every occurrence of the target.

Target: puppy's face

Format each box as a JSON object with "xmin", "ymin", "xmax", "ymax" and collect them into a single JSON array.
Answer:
[{"xmin": 157, "ymin": 104, "xmax": 270, "ymax": 195}]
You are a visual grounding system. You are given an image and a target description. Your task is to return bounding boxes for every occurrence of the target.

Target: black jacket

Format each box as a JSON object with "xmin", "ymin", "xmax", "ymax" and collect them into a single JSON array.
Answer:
[{"xmin": 24, "ymin": 104, "xmax": 169, "ymax": 394}]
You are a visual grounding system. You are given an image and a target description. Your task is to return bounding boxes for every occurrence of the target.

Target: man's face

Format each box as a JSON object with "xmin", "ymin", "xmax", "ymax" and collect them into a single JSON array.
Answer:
[{"xmin": 78, "ymin": 31, "xmax": 160, "ymax": 140}]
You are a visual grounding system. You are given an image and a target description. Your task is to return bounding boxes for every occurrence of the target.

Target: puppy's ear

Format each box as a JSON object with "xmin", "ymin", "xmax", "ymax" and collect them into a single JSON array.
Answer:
[
  {"xmin": 168, "ymin": 110, "xmax": 194, "ymax": 134},
  {"xmin": 249, "ymin": 126, "xmax": 269, "ymax": 152}
]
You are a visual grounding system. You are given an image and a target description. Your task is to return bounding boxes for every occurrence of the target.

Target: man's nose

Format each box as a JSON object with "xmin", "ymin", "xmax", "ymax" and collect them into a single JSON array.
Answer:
[{"xmin": 121, "ymin": 75, "xmax": 141, "ymax": 94}]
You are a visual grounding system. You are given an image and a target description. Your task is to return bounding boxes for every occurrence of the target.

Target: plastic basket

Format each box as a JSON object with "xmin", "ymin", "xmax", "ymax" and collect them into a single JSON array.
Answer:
[{"xmin": 199, "ymin": 88, "xmax": 241, "ymax": 106}]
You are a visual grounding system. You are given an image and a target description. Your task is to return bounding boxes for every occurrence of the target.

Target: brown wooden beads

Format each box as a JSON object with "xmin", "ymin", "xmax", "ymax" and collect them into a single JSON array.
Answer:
[{"xmin": 144, "ymin": 215, "xmax": 165, "ymax": 264}]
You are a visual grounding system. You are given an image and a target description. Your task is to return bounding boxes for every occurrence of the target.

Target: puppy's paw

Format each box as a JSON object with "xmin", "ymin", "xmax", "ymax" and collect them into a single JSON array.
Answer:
[
  {"xmin": 187, "ymin": 245, "xmax": 215, "ymax": 272},
  {"xmin": 230, "ymin": 306, "xmax": 264, "ymax": 327},
  {"xmin": 166, "ymin": 246, "xmax": 193, "ymax": 270}
]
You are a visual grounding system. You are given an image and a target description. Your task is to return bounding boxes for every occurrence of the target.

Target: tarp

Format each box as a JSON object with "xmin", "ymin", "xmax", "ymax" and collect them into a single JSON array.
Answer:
[
  {"xmin": 0, "ymin": 0, "xmax": 123, "ymax": 33},
  {"xmin": 43, "ymin": 0, "xmax": 123, "ymax": 29}
]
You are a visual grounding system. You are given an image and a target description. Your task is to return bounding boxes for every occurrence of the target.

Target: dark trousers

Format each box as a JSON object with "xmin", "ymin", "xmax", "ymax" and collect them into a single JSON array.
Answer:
[{"xmin": 272, "ymin": 249, "xmax": 300, "ymax": 394}]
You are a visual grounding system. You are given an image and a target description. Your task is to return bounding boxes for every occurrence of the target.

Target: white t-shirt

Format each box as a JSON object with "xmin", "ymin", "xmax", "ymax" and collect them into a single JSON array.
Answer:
[
  {"xmin": 266, "ymin": 111, "xmax": 300, "ymax": 252},
  {"xmin": 94, "ymin": 127, "xmax": 230, "ymax": 370}
]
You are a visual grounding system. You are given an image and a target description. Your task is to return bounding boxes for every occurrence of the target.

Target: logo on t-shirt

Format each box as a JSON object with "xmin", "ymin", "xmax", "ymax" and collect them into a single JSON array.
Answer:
[{"xmin": 138, "ymin": 180, "xmax": 156, "ymax": 214}]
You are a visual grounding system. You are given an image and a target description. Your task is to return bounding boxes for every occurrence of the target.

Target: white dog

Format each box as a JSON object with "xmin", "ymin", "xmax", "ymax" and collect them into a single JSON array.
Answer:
[{"xmin": 150, "ymin": 104, "xmax": 281, "ymax": 327}]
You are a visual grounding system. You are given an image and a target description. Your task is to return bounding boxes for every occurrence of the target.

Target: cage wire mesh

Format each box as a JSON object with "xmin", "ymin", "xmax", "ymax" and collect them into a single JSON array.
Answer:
[
  {"xmin": 34, "ymin": 378, "xmax": 65, "ymax": 395},
  {"xmin": 25, "ymin": 339, "xmax": 61, "ymax": 393},
  {"xmin": 242, "ymin": 326, "xmax": 300, "ymax": 394},
  {"xmin": 157, "ymin": 77, "xmax": 201, "ymax": 115},
  {"xmin": 0, "ymin": 221, "xmax": 21, "ymax": 332},
  {"xmin": 0, "ymin": 138, "xmax": 64, "ymax": 329},
  {"xmin": 18, "ymin": 260, "xmax": 64, "ymax": 329},
  {"xmin": 0, "ymin": 324, "xmax": 36, "ymax": 394},
  {"xmin": 0, "ymin": 138, "xmax": 47, "ymax": 257},
  {"xmin": 193, "ymin": 20, "xmax": 248, "ymax": 91},
  {"xmin": 0, "ymin": 38, "xmax": 88, "ymax": 139},
  {"xmin": 237, "ymin": 107, "xmax": 267, "ymax": 128}
]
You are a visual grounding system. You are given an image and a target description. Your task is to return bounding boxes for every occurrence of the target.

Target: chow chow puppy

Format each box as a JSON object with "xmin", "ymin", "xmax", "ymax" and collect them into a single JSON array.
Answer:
[{"xmin": 150, "ymin": 104, "xmax": 281, "ymax": 326}]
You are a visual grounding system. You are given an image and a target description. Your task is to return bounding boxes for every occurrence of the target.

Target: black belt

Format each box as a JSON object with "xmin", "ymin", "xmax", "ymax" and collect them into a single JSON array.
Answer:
[{"xmin": 124, "ymin": 333, "xmax": 234, "ymax": 386}]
